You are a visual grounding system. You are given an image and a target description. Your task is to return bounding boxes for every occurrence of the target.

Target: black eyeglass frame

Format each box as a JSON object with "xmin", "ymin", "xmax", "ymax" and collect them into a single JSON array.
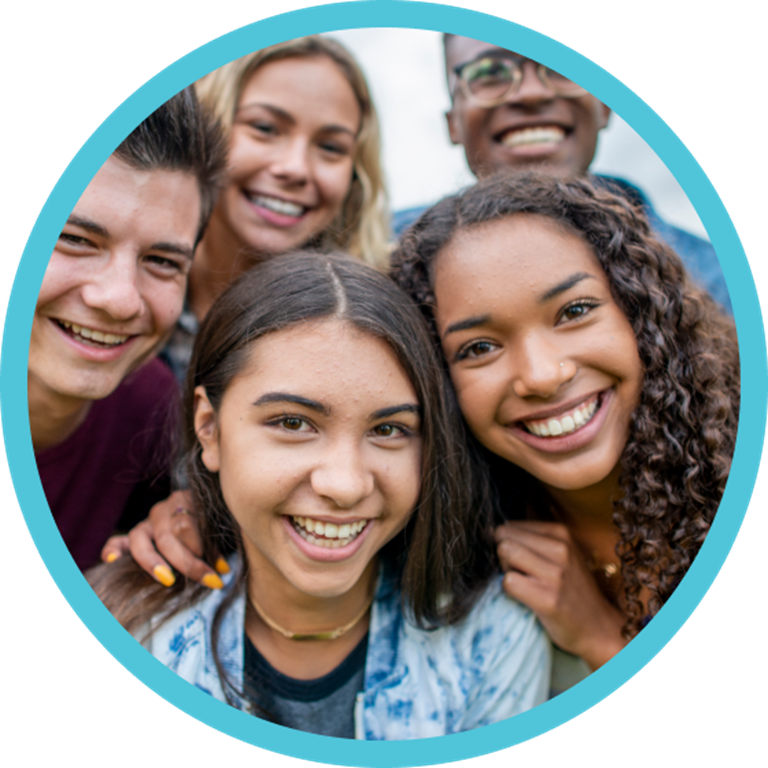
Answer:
[{"xmin": 452, "ymin": 54, "xmax": 588, "ymax": 107}]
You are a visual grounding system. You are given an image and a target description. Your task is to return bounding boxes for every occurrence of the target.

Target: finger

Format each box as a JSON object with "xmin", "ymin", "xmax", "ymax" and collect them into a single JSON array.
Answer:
[
  {"xmin": 101, "ymin": 535, "xmax": 130, "ymax": 564},
  {"xmin": 495, "ymin": 520, "xmax": 571, "ymax": 543},
  {"xmin": 128, "ymin": 517, "xmax": 224, "ymax": 590},
  {"xmin": 501, "ymin": 570, "xmax": 559, "ymax": 617},
  {"xmin": 149, "ymin": 490, "xmax": 201, "ymax": 554},
  {"xmin": 496, "ymin": 526, "xmax": 574, "ymax": 569},
  {"xmin": 496, "ymin": 537, "xmax": 562, "ymax": 583}
]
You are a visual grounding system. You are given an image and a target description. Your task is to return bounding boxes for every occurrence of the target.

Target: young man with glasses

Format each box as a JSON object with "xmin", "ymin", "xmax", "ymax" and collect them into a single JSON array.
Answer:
[{"xmin": 394, "ymin": 34, "xmax": 730, "ymax": 312}]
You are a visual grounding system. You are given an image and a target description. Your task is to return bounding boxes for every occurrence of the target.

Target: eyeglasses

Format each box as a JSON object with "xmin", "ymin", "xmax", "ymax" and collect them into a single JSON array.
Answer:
[{"xmin": 453, "ymin": 55, "xmax": 587, "ymax": 107}]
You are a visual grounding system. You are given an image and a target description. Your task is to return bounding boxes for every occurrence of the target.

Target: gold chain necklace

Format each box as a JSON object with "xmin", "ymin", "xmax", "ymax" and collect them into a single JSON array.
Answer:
[{"xmin": 248, "ymin": 592, "xmax": 374, "ymax": 641}]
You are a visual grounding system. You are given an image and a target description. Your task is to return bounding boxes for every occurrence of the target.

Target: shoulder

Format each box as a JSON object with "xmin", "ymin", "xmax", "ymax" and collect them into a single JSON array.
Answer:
[
  {"xmin": 144, "ymin": 558, "xmax": 246, "ymax": 702},
  {"xmin": 392, "ymin": 205, "xmax": 431, "ymax": 237},
  {"xmin": 362, "ymin": 577, "xmax": 551, "ymax": 738}
]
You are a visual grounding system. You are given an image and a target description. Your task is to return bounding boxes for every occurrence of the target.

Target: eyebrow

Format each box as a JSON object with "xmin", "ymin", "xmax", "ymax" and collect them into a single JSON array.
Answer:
[
  {"xmin": 443, "ymin": 314, "xmax": 491, "ymax": 338},
  {"xmin": 252, "ymin": 392, "xmax": 330, "ymax": 416},
  {"xmin": 371, "ymin": 404, "xmax": 421, "ymax": 420},
  {"xmin": 64, "ymin": 216, "xmax": 194, "ymax": 261},
  {"xmin": 237, "ymin": 102, "xmax": 357, "ymax": 138},
  {"xmin": 65, "ymin": 215, "xmax": 110, "ymax": 239},
  {"xmin": 539, "ymin": 272, "xmax": 596, "ymax": 303},
  {"xmin": 453, "ymin": 48, "xmax": 521, "ymax": 73}
]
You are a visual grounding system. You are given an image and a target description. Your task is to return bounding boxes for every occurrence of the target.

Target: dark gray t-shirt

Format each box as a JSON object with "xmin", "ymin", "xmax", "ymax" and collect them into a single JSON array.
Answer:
[{"xmin": 243, "ymin": 633, "xmax": 368, "ymax": 739}]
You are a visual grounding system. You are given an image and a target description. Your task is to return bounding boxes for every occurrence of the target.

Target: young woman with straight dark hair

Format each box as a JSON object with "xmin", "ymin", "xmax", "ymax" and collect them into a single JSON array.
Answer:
[{"xmin": 90, "ymin": 252, "xmax": 550, "ymax": 738}]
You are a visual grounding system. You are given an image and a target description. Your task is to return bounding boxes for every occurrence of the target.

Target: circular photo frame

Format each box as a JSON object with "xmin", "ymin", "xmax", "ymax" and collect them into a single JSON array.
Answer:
[{"xmin": 3, "ymin": 1, "xmax": 763, "ymax": 765}]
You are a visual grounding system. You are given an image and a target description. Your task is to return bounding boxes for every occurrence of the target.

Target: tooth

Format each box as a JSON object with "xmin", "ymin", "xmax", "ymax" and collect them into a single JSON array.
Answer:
[
  {"xmin": 539, "ymin": 422, "xmax": 550, "ymax": 437},
  {"xmin": 573, "ymin": 410, "xmax": 585, "ymax": 426},
  {"xmin": 71, "ymin": 323, "xmax": 82, "ymax": 334},
  {"xmin": 339, "ymin": 524, "xmax": 351, "ymax": 539},
  {"xmin": 91, "ymin": 330, "xmax": 105, "ymax": 342},
  {"xmin": 324, "ymin": 522, "xmax": 338, "ymax": 538},
  {"xmin": 548, "ymin": 419, "xmax": 563, "ymax": 436},
  {"xmin": 314, "ymin": 521, "xmax": 325, "ymax": 536},
  {"xmin": 305, "ymin": 519, "xmax": 315, "ymax": 533},
  {"xmin": 307, "ymin": 534, "xmax": 317, "ymax": 545},
  {"xmin": 561, "ymin": 416, "xmax": 575, "ymax": 433},
  {"xmin": 80, "ymin": 327, "xmax": 93, "ymax": 339}
]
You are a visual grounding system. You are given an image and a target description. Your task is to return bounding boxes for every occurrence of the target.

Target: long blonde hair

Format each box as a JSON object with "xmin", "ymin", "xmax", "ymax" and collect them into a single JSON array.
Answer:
[{"xmin": 196, "ymin": 36, "xmax": 391, "ymax": 269}]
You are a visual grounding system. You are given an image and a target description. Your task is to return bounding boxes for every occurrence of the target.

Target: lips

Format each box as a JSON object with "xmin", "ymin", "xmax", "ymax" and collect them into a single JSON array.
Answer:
[
  {"xmin": 507, "ymin": 389, "xmax": 614, "ymax": 454},
  {"xmin": 291, "ymin": 515, "xmax": 369, "ymax": 548},
  {"xmin": 55, "ymin": 319, "xmax": 131, "ymax": 349},
  {"xmin": 244, "ymin": 191, "xmax": 307, "ymax": 219},
  {"xmin": 499, "ymin": 125, "xmax": 567, "ymax": 148},
  {"xmin": 523, "ymin": 394, "xmax": 599, "ymax": 437}
]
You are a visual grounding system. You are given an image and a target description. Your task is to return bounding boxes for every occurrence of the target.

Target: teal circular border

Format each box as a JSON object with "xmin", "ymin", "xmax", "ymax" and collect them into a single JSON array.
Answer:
[{"xmin": 2, "ymin": 1, "xmax": 764, "ymax": 765}]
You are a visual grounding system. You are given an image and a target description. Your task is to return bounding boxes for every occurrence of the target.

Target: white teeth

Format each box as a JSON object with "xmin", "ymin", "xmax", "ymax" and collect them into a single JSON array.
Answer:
[
  {"xmin": 291, "ymin": 516, "xmax": 368, "ymax": 548},
  {"xmin": 524, "ymin": 397, "xmax": 599, "ymax": 438},
  {"xmin": 501, "ymin": 126, "xmax": 566, "ymax": 147},
  {"xmin": 59, "ymin": 320, "xmax": 128, "ymax": 347},
  {"xmin": 251, "ymin": 194, "xmax": 304, "ymax": 217}
]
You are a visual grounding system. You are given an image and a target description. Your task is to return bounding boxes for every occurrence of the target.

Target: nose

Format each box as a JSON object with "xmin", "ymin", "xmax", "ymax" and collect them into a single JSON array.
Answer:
[
  {"xmin": 310, "ymin": 439, "xmax": 375, "ymax": 509},
  {"xmin": 510, "ymin": 333, "xmax": 576, "ymax": 398},
  {"xmin": 506, "ymin": 61, "xmax": 556, "ymax": 106},
  {"xmin": 80, "ymin": 252, "xmax": 144, "ymax": 321},
  {"xmin": 269, "ymin": 137, "xmax": 310, "ymax": 185}
]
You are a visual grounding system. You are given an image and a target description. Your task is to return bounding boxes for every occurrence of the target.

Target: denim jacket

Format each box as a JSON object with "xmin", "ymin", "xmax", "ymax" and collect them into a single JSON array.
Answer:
[{"xmin": 143, "ymin": 559, "xmax": 551, "ymax": 740}]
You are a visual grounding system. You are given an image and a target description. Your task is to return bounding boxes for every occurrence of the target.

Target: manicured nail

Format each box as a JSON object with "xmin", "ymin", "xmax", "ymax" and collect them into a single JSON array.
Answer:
[
  {"xmin": 105, "ymin": 552, "xmax": 119, "ymax": 563},
  {"xmin": 202, "ymin": 573, "xmax": 224, "ymax": 590},
  {"xmin": 153, "ymin": 564, "xmax": 175, "ymax": 587},
  {"xmin": 214, "ymin": 557, "xmax": 230, "ymax": 575}
]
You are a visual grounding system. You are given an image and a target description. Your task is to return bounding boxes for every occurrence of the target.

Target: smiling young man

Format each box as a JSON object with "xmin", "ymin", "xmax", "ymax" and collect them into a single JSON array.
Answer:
[
  {"xmin": 30, "ymin": 89, "xmax": 227, "ymax": 570},
  {"xmin": 393, "ymin": 34, "xmax": 730, "ymax": 313}
]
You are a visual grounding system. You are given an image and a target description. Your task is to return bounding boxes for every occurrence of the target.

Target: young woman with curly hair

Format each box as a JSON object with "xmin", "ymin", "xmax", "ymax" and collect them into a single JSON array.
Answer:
[{"xmin": 389, "ymin": 172, "xmax": 739, "ymax": 679}]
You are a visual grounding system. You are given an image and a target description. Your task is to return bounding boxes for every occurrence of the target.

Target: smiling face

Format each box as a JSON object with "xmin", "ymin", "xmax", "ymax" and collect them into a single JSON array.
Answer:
[
  {"xmin": 30, "ymin": 156, "xmax": 200, "ymax": 407},
  {"xmin": 195, "ymin": 319, "xmax": 422, "ymax": 601},
  {"xmin": 209, "ymin": 55, "xmax": 361, "ymax": 256},
  {"xmin": 434, "ymin": 214, "xmax": 643, "ymax": 492},
  {"xmin": 444, "ymin": 36, "xmax": 611, "ymax": 178}
]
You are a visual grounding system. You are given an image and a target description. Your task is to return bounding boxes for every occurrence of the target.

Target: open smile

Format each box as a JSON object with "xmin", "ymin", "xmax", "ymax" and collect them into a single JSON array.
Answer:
[
  {"xmin": 244, "ymin": 191, "xmax": 309, "ymax": 221},
  {"xmin": 55, "ymin": 319, "xmax": 131, "ymax": 349},
  {"xmin": 291, "ymin": 515, "xmax": 369, "ymax": 549},
  {"xmin": 523, "ymin": 394, "xmax": 599, "ymax": 437},
  {"xmin": 508, "ymin": 389, "xmax": 613, "ymax": 453}
]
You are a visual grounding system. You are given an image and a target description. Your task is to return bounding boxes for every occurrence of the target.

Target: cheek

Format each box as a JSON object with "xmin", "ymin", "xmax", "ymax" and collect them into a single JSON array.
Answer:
[
  {"xmin": 146, "ymin": 285, "xmax": 186, "ymax": 335},
  {"xmin": 36, "ymin": 255, "xmax": 80, "ymax": 308},
  {"xmin": 316, "ymin": 162, "xmax": 354, "ymax": 214}
]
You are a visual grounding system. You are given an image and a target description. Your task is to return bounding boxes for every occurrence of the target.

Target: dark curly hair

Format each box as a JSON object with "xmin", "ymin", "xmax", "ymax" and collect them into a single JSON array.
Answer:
[{"xmin": 390, "ymin": 171, "xmax": 740, "ymax": 636}]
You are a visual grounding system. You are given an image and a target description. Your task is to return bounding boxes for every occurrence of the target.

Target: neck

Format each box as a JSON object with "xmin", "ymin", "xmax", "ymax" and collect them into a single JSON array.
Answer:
[
  {"xmin": 187, "ymin": 214, "xmax": 265, "ymax": 322},
  {"xmin": 28, "ymin": 374, "xmax": 92, "ymax": 452},
  {"xmin": 542, "ymin": 464, "xmax": 623, "ymax": 536}
]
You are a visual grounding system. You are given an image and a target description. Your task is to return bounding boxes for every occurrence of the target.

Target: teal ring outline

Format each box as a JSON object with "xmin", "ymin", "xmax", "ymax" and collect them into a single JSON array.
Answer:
[{"xmin": 2, "ymin": 1, "xmax": 764, "ymax": 765}]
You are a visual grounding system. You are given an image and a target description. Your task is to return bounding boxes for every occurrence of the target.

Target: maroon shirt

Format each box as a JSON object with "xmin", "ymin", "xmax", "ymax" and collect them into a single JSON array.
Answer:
[{"xmin": 36, "ymin": 358, "xmax": 179, "ymax": 571}]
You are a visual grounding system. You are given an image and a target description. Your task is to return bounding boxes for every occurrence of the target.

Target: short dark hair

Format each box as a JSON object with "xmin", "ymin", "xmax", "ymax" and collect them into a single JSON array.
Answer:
[{"xmin": 114, "ymin": 87, "xmax": 227, "ymax": 243}]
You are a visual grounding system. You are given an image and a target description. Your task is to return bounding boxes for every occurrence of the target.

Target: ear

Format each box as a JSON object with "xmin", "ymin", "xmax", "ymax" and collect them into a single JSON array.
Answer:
[
  {"xmin": 598, "ymin": 103, "xmax": 611, "ymax": 131},
  {"xmin": 445, "ymin": 109, "xmax": 461, "ymax": 146},
  {"xmin": 194, "ymin": 385, "xmax": 220, "ymax": 472}
]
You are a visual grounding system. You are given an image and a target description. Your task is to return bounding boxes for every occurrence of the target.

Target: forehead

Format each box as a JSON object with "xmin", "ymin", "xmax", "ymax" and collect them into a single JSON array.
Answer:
[
  {"xmin": 238, "ymin": 55, "xmax": 360, "ymax": 124},
  {"xmin": 234, "ymin": 319, "xmax": 418, "ymax": 403},
  {"xmin": 435, "ymin": 214, "xmax": 602, "ymax": 303},
  {"xmin": 444, "ymin": 36, "xmax": 523, "ymax": 70},
  {"xmin": 73, "ymin": 156, "xmax": 201, "ymax": 246}
]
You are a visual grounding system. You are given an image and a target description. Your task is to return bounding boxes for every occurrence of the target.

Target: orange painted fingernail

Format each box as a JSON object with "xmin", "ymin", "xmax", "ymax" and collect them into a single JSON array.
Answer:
[
  {"xmin": 153, "ymin": 564, "xmax": 175, "ymax": 587},
  {"xmin": 214, "ymin": 557, "xmax": 230, "ymax": 575},
  {"xmin": 105, "ymin": 552, "xmax": 119, "ymax": 563},
  {"xmin": 202, "ymin": 573, "xmax": 224, "ymax": 590}
]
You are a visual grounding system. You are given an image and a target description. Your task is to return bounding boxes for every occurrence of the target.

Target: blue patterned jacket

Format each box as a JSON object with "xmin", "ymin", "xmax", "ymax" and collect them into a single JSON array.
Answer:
[{"xmin": 143, "ymin": 559, "xmax": 552, "ymax": 739}]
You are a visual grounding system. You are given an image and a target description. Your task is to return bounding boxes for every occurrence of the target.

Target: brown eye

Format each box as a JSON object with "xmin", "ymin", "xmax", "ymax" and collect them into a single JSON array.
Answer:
[
  {"xmin": 281, "ymin": 417, "xmax": 305, "ymax": 431},
  {"xmin": 456, "ymin": 339, "xmax": 499, "ymax": 362}
]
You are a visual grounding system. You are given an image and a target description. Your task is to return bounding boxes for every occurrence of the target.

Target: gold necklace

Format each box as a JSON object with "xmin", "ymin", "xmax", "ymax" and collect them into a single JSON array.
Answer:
[{"xmin": 248, "ymin": 592, "xmax": 374, "ymax": 641}]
